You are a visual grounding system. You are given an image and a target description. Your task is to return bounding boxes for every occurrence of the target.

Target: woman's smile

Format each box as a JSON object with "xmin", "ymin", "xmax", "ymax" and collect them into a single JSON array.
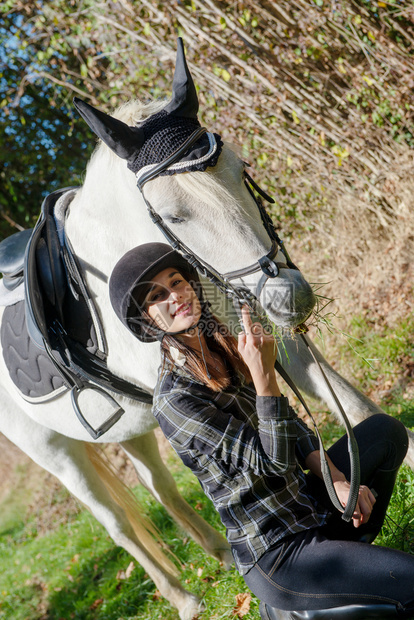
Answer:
[{"xmin": 173, "ymin": 302, "xmax": 191, "ymax": 317}]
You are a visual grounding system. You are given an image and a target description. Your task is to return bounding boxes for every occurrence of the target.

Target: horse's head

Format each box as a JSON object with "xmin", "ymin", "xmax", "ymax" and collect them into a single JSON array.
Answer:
[{"xmin": 74, "ymin": 39, "xmax": 315, "ymax": 330}]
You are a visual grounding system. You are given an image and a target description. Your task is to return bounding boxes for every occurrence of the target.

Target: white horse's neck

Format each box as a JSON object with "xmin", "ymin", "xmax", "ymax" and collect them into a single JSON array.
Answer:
[{"xmin": 65, "ymin": 145, "xmax": 165, "ymax": 390}]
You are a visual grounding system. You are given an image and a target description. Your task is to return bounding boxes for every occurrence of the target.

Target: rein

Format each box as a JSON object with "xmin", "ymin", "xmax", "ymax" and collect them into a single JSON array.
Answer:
[{"xmin": 136, "ymin": 127, "xmax": 360, "ymax": 522}]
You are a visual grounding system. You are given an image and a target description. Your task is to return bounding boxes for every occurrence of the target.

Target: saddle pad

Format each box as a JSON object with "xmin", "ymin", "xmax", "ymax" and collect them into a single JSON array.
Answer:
[
  {"xmin": 1, "ymin": 301, "xmax": 68, "ymax": 402},
  {"xmin": 0, "ymin": 279, "xmax": 25, "ymax": 307}
]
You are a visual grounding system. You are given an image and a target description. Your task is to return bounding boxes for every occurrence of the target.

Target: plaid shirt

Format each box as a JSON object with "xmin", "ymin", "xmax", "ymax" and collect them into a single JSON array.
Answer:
[{"xmin": 152, "ymin": 357, "xmax": 328, "ymax": 575}]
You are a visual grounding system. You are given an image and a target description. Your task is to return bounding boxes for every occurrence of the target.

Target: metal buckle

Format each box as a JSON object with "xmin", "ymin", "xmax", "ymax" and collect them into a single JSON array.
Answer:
[
  {"xmin": 258, "ymin": 255, "xmax": 280, "ymax": 278},
  {"xmin": 71, "ymin": 384, "xmax": 125, "ymax": 440}
]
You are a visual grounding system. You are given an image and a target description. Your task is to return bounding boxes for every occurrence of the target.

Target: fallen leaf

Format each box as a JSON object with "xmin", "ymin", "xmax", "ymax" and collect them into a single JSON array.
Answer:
[
  {"xmin": 152, "ymin": 589, "xmax": 162, "ymax": 601},
  {"xmin": 125, "ymin": 561, "xmax": 135, "ymax": 578},
  {"xmin": 90, "ymin": 598, "xmax": 103, "ymax": 610},
  {"xmin": 232, "ymin": 592, "xmax": 252, "ymax": 617},
  {"xmin": 116, "ymin": 561, "xmax": 135, "ymax": 581}
]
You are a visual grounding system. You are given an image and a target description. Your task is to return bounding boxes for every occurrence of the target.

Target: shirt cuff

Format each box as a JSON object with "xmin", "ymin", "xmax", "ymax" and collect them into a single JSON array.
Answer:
[{"xmin": 256, "ymin": 394, "xmax": 293, "ymax": 420}]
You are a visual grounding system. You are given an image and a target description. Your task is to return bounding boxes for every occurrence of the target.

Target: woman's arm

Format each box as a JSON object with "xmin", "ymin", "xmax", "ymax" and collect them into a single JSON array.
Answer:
[
  {"xmin": 304, "ymin": 450, "xmax": 376, "ymax": 528},
  {"xmin": 154, "ymin": 386, "xmax": 298, "ymax": 477}
]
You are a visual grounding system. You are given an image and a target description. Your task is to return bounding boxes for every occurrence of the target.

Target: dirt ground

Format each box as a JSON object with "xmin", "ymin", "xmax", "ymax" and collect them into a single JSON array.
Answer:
[
  {"xmin": 0, "ymin": 434, "xmax": 34, "ymax": 503},
  {"xmin": 0, "ymin": 427, "xmax": 172, "ymax": 534}
]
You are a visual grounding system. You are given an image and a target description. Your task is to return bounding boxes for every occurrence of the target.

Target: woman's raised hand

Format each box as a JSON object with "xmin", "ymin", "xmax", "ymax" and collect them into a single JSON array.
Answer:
[{"xmin": 238, "ymin": 306, "xmax": 281, "ymax": 397}]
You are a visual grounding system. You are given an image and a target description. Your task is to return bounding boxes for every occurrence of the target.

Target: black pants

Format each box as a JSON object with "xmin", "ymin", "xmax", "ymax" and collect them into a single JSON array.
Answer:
[{"xmin": 244, "ymin": 414, "xmax": 414, "ymax": 616}]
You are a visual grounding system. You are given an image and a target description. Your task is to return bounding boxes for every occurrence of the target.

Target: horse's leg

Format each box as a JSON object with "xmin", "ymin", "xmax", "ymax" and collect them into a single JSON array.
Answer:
[
  {"xmin": 121, "ymin": 432, "xmax": 233, "ymax": 567},
  {"xmin": 281, "ymin": 334, "xmax": 414, "ymax": 468},
  {"xmin": 0, "ymin": 391, "xmax": 201, "ymax": 620}
]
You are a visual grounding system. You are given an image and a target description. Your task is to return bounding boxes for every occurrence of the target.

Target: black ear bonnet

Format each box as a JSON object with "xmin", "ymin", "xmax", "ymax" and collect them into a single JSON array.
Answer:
[{"xmin": 73, "ymin": 38, "xmax": 223, "ymax": 177}]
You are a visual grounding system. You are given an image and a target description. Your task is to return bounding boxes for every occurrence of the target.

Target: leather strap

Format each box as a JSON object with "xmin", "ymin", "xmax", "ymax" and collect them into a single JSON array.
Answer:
[{"xmin": 275, "ymin": 334, "xmax": 360, "ymax": 522}]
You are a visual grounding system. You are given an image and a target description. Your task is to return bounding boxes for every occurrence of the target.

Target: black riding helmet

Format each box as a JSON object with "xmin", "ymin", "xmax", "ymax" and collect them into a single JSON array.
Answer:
[{"xmin": 109, "ymin": 242, "xmax": 202, "ymax": 342}]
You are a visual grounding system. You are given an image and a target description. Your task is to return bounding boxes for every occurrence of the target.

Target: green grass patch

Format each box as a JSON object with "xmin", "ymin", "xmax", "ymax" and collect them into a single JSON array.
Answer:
[
  {"xmin": 0, "ymin": 462, "xmax": 38, "ymax": 539},
  {"xmin": 0, "ymin": 456, "xmax": 256, "ymax": 620}
]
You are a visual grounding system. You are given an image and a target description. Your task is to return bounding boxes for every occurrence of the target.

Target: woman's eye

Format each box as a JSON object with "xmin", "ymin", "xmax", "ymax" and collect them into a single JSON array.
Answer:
[{"xmin": 150, "ymin": 291, "xmax": 163, "ymax": 302}]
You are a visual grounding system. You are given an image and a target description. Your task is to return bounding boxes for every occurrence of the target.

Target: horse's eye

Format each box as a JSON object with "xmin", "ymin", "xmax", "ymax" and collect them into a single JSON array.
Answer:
[
  {"xmin": 164, "ymin": 215, "xmax": 186, "ymax": 224},
  {"xmin": 158, "ymin": 207, "xmax": 189, "ymax": 225}
]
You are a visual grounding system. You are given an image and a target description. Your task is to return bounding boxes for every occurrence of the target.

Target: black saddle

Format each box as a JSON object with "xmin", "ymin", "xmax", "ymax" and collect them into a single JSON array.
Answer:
[
  {"xmin": 24, "ymin": 188, "xmax": 74, "ymax": 350},
  {"xmin": 0, "ymin": 188, "xmax": 152, "ymax": 438}
]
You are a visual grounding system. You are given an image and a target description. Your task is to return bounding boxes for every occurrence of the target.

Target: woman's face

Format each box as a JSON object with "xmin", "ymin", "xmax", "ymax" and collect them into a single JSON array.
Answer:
[{"xmin": 144, "ymin": 268, "xmax": 202, "ymax": 333}]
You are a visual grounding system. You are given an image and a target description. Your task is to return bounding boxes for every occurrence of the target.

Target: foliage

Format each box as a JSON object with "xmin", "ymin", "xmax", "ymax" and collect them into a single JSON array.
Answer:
[
  {"xmin": 1, "ymin": 0, "xmax": 414, "ymax": 240},
  {"xmin": 376, "ymin": 465, "xmax": 414, "ymax": 553},
  {"xmin": 0, "ymin": 15, "xmax": 96, "ymax": 238}
]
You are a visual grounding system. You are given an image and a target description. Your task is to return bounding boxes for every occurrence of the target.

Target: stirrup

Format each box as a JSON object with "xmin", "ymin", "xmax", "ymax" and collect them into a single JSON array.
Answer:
[{"xmin": 259, "ymin": 601, "xmax": 400, "ymax": 620}]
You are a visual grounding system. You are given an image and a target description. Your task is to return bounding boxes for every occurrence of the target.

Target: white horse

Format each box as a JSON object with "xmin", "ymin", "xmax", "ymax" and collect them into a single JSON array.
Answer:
[{"xmin": 0, "ymin": 41, "xmax": 411, "ymax": 620}]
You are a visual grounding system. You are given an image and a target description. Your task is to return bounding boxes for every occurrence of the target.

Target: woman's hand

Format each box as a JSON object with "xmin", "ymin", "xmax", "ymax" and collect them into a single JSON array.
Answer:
[
  {"xmin": 305, "ymin": 451, "xmax": 377, "ymax": 529},
  {"xmin": 333, "ymin": 479, "xmax": 377, "ymax": 529},
  {"xmin": 237, "ymin": 306, "xmax": 281, "ymax": 396}
]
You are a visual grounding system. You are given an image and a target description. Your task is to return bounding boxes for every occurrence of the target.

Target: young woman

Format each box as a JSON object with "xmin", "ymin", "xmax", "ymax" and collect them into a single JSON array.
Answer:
[{"xmin": 109, "ymin": 242, "xmax": 414, "ymax": 620}]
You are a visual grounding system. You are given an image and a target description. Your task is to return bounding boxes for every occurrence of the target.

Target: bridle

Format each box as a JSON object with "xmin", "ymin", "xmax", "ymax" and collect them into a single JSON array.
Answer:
[
  {"xmin": 136, "ymin": 126, "xmax": 294, "ymax": 307},
  {"xmin": 135, "ymin": 126, "xmax": 361, "ymax": 523}
]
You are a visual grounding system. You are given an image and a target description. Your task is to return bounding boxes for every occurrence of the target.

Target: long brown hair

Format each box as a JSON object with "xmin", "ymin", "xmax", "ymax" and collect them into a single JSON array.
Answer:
[{"xmin": 142, "ymin": 308, "xmax": 251, "ymax": 391}]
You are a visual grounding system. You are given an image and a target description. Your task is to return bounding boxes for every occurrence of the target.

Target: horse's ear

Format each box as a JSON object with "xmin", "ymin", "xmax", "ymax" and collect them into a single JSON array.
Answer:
[
  {"xmin": 73, "ymin": 97, "xmax": 145, "ymax": 162},
  {"xmin": 163, "ymin": 38, "xmax": 199, "ymax": 119}
]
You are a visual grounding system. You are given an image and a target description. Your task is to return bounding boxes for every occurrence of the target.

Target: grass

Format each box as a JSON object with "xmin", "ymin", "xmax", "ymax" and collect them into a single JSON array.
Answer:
[
  {"xmin": 0, "ymin": 455, "xmax": 255, "ymax": 620},
  {"xmin": 0, "ymin": 313, "xmax": 413, "ymax": 620}
]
